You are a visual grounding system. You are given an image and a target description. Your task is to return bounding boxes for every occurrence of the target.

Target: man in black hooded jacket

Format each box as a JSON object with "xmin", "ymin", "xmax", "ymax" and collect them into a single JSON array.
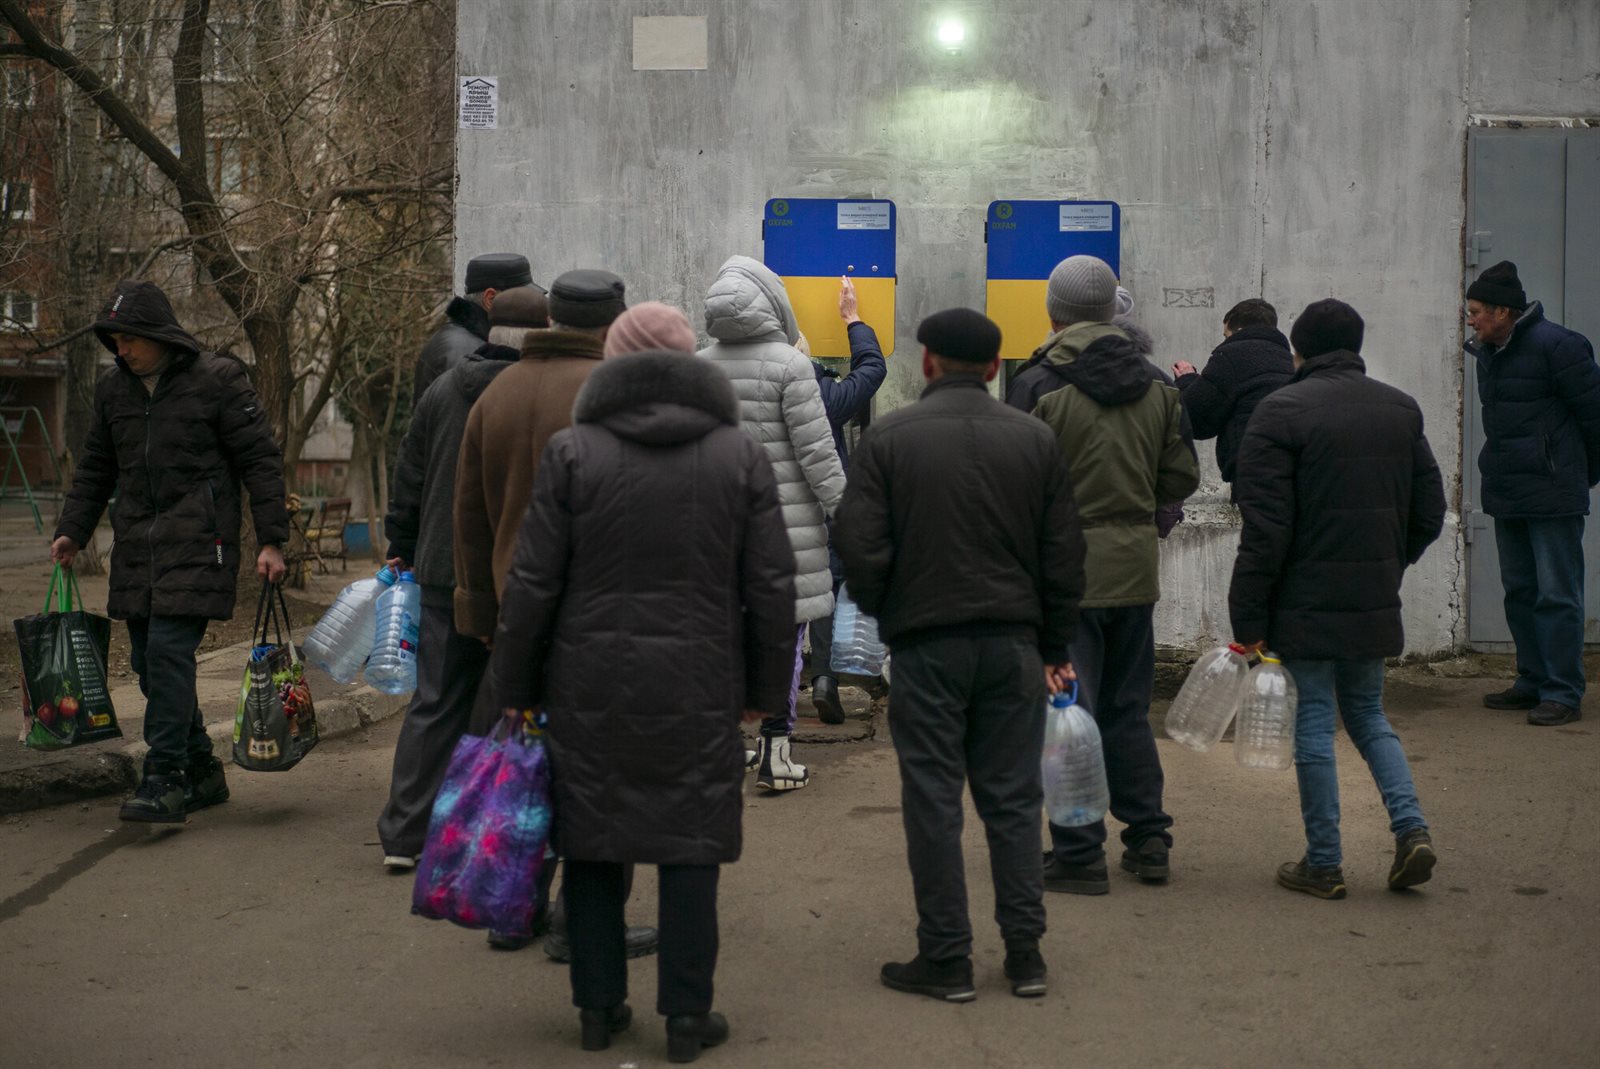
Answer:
[{"xmin": 53, "ymin": 280, "xmax": 289, "ymax": 823}]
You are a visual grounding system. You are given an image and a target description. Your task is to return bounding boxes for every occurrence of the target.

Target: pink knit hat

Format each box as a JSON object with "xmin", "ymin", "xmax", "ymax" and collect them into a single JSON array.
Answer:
[{"xmin": 603, "ymin": 301, "xmax": 697, "ymax": 358}]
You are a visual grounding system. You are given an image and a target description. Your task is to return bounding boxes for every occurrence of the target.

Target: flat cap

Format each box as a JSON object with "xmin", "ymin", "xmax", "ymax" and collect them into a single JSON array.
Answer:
[
  {"xmin": 465, "ymin": 252, "xmax": 533, "ymax": 293},
  {"xmin": 548, "ymin": 269, "xmax": 627, "ymax": 328},
  {"xmin": 916, "ymin": 307, "xmax": 1002, "ymax": 364}
]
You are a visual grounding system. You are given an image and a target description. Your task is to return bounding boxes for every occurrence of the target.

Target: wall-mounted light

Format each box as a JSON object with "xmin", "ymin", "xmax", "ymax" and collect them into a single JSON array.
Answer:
[{"xmin": 936, "ymin": 17, "xmax": 966, "ymax": 55}]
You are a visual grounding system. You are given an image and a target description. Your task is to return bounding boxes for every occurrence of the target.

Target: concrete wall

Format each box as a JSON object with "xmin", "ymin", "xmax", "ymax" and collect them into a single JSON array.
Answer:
[{"xmin": 455, "ymin": 0, "xmax": 1600, "ymax": 655}]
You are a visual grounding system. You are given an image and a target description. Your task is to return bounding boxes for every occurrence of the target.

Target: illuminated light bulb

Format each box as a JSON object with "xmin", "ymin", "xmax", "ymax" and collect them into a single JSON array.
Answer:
[{"xmin": 936, "ymin": 18, "xmax": 965, "ymax": 52}]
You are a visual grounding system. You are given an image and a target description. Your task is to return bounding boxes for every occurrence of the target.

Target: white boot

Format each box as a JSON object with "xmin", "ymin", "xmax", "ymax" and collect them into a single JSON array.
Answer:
[{"xmin": 756, "ymin": 735, "xmax": 809, "ymax": 792}]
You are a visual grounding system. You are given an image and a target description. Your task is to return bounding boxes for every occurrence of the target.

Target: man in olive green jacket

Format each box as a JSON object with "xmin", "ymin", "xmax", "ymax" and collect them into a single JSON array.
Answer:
[{"xmin": 1030, "ymin": 256, "xmax": 1199, "ymax": 896}]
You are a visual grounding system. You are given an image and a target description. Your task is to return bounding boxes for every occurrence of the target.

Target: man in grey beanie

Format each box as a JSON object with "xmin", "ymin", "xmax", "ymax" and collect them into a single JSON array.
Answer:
[{"xmin": 1005, "ymin": 255, "xmax": 1126, "ymax": 413}]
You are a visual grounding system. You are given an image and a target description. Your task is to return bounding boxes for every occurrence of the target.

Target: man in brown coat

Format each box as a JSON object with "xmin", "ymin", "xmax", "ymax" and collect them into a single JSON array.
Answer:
[{"xmin": 454, "ymin": 269, "xmax": 626, "ymax": 641}]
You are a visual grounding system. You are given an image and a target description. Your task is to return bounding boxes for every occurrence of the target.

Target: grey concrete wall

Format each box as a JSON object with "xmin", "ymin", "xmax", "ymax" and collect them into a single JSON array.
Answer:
[{"xmin": 455, "ymin": 0, "xmax": 1597, "ymax": 654}]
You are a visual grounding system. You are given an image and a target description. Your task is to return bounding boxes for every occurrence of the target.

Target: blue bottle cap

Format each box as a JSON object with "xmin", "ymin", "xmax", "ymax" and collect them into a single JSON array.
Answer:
[
  {"xmin": 400, "ymin": 570, "xmax": 416, "ymax": 582},
  {"xmin": 1050, "ymin": 681, "xmax": 1079, "ymax": 708},
  {"xmin": 376, "ymin": 566, "xmax": 397, "ymax": 585}
]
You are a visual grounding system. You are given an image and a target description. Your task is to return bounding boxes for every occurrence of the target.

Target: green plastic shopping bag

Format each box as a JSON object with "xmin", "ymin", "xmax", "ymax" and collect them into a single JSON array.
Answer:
[{"xmin": 15, "ymin": 565, "xmax": 121, "ymax": 750}]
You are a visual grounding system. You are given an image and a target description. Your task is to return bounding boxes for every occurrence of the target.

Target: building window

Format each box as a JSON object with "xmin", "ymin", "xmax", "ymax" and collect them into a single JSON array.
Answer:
[
  {"xmin": 205, "ymin": 20, "xmax": 251, "ymax": 82},
  {"xmin": 2, "ymin": 292, "xmax": 38, "ymax": 331},
  {"xmin": 2, "ymin": 180, "xmax": 32, "ymax": 221},
  {"xmin": 5, "ymin": 69, "xmax": 33, "ymax": 108},
  {"xmin": 209, "ymin": 138, "xmax": 256, "ymax": 194}
]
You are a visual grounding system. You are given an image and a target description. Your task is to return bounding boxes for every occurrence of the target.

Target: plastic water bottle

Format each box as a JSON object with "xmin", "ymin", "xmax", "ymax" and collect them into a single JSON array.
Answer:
[
  {"xmin": 1165, "ymin": 644, "xmax": 1251, "ymax": 752},
  {"xmin": 1041, "ymin": 683, "xmax": 1108, "ymax": 827},
  {"xmin": 365, "ymin": 570, "xmax": 421, "ymax": 695},
  {"xmin": 1234, "ymin": 654, "xmax": 1298, "ymax": 770},
  {"xmin": 830, "ymin": 583, "xmax": 887, "ymax": 676},
  {"xmin": 303, "ymin": 566, "xmax": 395, "ymax": 682}
]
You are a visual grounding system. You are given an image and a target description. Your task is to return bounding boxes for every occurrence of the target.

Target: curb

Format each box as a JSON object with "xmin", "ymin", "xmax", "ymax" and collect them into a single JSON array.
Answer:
[{"xmin": 1, "ymin": 679, "xmax": 409, "ymax": 815}]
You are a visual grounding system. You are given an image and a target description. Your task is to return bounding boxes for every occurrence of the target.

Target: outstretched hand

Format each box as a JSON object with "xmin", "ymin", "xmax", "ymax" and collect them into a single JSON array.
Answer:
[
  {"xmin": 839, "ymin": 276, "xmax": 861, "ymax": 325},
  {"xmin": 1173, "ymin": 360, "xmax": 1197, "ymax": 378}
]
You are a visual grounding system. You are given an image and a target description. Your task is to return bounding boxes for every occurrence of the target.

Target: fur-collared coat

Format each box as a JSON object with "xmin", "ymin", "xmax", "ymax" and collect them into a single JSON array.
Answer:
[{"xmin": 487, "ymin": 350, "xmax": 797, "ymax": 865}]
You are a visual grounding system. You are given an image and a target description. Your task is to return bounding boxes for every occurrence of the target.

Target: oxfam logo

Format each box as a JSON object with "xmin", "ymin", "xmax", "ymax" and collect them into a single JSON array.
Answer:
[
  {"xmin": 772, "ymin": 200, "xmax": 790, "ymax": 217},
  {"xmin": 995, "ymin": 202, "xmax": 1013, "ymax": 220}
]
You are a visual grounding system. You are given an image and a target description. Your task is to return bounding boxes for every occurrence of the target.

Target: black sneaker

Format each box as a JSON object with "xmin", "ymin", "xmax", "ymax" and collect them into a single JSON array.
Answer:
[
  {"xmin": 119, "ymin": 773, "xmax": 187, "ymax": 824},
  {"xmin": 1121, "ymin": 839, "xmax": 1171, "ymax": 881},
  {"xmin": 1483, "ymin": 685, "xmax": 1539, "ymax": 710},
  {"xmin": 1277, "ymin": 859, "xmax": 1347, "ymax": 900},
  {"xmin": 811, "ymin": 675, "xmax": 845, "ymax": 724},
  {"xmin": 1003, "ymin": 948, "xmax": 1047, "ymax": 998},
  {"xmin": 184, "ymin": 755, "xmax": 230, "ymax": 812},
  {"xmin": 1042, "ymin": 852, "xmax": 1109, "ymax": 895},
  {"xmin": 1528, "ymin": 701, "xmax": 1581, "ymax": 727},
  {"xmin": 1389, "ymin": 829, "xmax": 1437, "ymax": 890},
  {"xmin": 880, "ymin": 954, "xmax": 977, "ymax": 1002}
]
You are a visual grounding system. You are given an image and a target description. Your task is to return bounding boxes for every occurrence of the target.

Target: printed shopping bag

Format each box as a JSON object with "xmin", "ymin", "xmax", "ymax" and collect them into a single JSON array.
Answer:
[
  {"xmin": 231, "ymin": 583, "xmax": 319, "ymax": 771},
  {"xmin": 15, "ymin": 566, "xmax": 121, "ymax": 751},
  {"xmin": 412, "ymin": 711, "xmax": 553, "ymax": 934}
]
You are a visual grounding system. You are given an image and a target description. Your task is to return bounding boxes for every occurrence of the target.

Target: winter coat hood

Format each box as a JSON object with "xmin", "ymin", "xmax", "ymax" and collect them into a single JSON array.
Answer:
[
  {"xmin": 445, "ymin": 295, "xmax": 492, "ymax": 341},
  {"xmin": 457, "ymin": 343, "xmax": 519, "ymax": 402},
  {"xmin": 703, "ymin": 256, "xmax": 799, "ymax": 345},
  {"xmin": 1113, "ymin": 315, "xmax": 1156, "ymax": 359},
  {"xmin": 1037, "ymin": 320, "xmax": 1127, "ymax": 369},
  {"xmin": 574, "ymin": 349, "xmax": 740, "ymax": 445},
  {"xmin": 93, "ymin": 280, "xmax": 203, "ymax": 363},
  {"xmin": 1065, "ymin": 336, "xmax": 1156, "ymax": 406}
]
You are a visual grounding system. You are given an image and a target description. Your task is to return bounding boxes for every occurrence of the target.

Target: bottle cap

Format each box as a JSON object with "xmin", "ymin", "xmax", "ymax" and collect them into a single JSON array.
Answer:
[
  {"xmin": 1260, "ymin": 652, "xmax": 1281, "ymax": 665},
  {"xmin": 376, "ymin": 566, "xmax": 397, "ymax": 585},
  {"xmin": 400, "ymin": 570, "xmax": 416, "ymax": 582},
  {"xmin": 1051, "ymin": 681, "xmax": 1078, "ymax": 708}
]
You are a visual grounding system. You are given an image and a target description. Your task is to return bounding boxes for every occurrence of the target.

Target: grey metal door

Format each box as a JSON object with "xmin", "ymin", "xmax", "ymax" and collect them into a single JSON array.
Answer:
[{"xmin": 1463, "ymin": 127, "xmax": 1600, "ymax": 647}]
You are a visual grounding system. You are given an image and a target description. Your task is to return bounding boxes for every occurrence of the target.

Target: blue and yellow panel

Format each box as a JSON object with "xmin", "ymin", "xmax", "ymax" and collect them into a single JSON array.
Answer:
[
  {"xmin": 986, "ymin": 200, "xmax": 1121, "ymax": 359},
  {"xmin": 764, "ymin": 198, "xmax": 895, "ymax": 358}
]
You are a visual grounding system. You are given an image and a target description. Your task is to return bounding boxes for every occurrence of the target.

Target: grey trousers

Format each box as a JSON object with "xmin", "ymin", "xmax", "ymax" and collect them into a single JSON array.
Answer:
[
  {"xmin": 377, "ymin": 585, "xmax": 488, "ymax": 856},
  {"xmin": 889, "ymin": 633, "xmax": 1048, "ymax": 961}
]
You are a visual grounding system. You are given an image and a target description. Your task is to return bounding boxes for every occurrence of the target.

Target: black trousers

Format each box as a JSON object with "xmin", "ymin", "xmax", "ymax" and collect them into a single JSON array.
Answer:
[
  {"xmin": 889, "ymin": 634, "xmax": 1047, "ymax": 961},
  {"xmin": 378, "ymin": 586, "xmax": 488, "ymax": 856},
  {"xmin": 1048, "ymin": 604, "xmax": 1173, "ymax": 865},
  {"xmin": 807, "ymin": 542, "xmax": 844, "ymax": 680},
  {"xmin": 127, "ymin": 615, "xmax": 212, "ymax": 772},
  {"xmin": 566, "ymin": 860, "xmax": 719, "ymax": 1017}
]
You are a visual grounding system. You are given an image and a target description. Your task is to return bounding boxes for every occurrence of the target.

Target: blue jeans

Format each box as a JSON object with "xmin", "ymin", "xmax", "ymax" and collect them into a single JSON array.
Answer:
[
  {"xmin": 1495, "ymin": 516, "xmax": 1587, "ymax": 709},
  {"xmin": 1283, "ymin": 659, "xmax": 1426, "ymax": 868}
]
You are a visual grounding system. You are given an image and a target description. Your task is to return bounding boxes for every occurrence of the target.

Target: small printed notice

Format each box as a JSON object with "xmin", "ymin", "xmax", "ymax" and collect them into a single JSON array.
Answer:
[
  {"xmin": 459, "ymin": 76, "xmax": 498, "ymax": 129},
  {"xmin": 837, "ymin": 202, "xmax": 891, "ymax": 230},
  {"xmin": 1059, "ymin": 203, "xmax": 1113, "ymax": 232}
]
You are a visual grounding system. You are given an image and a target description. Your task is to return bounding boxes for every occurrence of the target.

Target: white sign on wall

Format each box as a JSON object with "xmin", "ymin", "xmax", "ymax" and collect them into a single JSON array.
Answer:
[
  {"xmin": 1059, "ymin": 203, "xmax": 1113, "ymax": 232},
  {"xmin": 459, "ymin": 76, "xmax": 499, "ymax": 129},
  {"xmin": 837, "ymin": 202, "xmax": 891, "ymax": 230}
]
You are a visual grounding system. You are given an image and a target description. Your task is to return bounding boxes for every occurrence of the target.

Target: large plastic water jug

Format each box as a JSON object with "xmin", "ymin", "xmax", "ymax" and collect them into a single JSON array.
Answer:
[
  {"xmin": 303, "ymin": 566, "xmax": 395, "ymax": 682},
  {"xmin": 830, "ymin": 583, "xmax": 887, "ymax": 676},
  {"xmin": 365, "ymin": 570, "xmax": 421, "ymax": 695},
  {"xmin": 1041, "ymin": 683, "xmax": 1109, "ymax": 827},
  {"xmin": 1165, "ymin": 644, "xmax": 1250, "ymax": 752},
  {"xmin": 1234, "ymin": 654, "xmax": 1297, "ymax": 770}
]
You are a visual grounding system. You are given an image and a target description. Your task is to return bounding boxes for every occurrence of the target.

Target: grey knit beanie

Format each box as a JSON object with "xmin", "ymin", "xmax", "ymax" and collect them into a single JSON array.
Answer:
[{"xmin": 1046, "ymin": 255, "xmax": 1119, "ymax": 325}]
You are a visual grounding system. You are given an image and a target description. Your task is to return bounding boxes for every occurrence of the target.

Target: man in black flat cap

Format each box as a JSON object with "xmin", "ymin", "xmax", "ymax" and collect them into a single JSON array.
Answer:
[
  {"xmin": 52, "ymin": 280, "xmax": 289, "ymax": 823},
  {"xmin": 1465, "ymin": 261, "xmax": 1600, "ymax": 726},
  {"xmin": 414, "ymin": 252, "xmax": 539, "ymax": 404},
  {"xmin": 836, "ymin": 308, "xmax": 1085, "ymax": 1004}
]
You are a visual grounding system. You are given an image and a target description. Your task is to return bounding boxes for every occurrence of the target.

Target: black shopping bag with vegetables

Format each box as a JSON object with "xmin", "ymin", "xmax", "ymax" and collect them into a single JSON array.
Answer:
[
  {"xmin": 15, "ymin": 566, "xmax": 121, "ymax": 750},
  {"xmin": 232, "ymin": 583, "xmax": 318, "ymax": 772}
]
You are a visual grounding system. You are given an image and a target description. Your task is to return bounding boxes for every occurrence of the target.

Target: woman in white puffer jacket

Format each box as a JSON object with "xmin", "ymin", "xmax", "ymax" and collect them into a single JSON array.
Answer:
[{"xmin": 700, "ymin": 255, "xmax": 846, "ymax": 793}]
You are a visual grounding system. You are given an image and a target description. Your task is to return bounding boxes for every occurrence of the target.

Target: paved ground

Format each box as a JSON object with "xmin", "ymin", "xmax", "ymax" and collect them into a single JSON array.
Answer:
[{"xmin": 0, "ymin": 669, "xmax": 1594, "ymax": 1068}]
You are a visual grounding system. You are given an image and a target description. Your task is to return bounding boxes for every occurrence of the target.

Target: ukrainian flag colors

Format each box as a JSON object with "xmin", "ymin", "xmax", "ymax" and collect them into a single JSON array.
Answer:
[
  {"xmin": 987, "ymin": 200, "xmax": 1121, "ymax": 360},
  {"xmin": 764, "ymin": 198, "xmax": 896, "ymax": 358}
]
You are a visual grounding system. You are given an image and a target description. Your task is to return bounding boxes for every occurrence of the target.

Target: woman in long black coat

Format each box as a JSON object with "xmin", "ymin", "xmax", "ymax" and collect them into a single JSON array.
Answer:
[{"xmin": 487, "ymin": 348, "xmax": 796, "ymax": 1063}]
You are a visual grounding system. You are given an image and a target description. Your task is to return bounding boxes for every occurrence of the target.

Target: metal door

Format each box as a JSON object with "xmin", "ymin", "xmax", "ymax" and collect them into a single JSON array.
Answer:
[{"xmin": 1463, "ymin": 127, "xmax": 1600, "ymax": 646}]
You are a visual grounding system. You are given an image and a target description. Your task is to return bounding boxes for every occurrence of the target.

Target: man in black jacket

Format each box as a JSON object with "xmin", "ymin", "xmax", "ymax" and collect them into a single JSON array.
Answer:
[
  {"xmin": 837, "ymin": 309, "xmax": 1085, "ymax": 1002},
  {"xmin": 52, "ymin": 281, "xmax": 289, "ymax": 823},
  {"xmin": 1228, "ymin": 299, "xmax": 1446, "ymax": 900},
  {"xmin": 1465, "ymin": 261, "xmax": 1600, "ymax": 726},
  {"xmin": 412, "ymin": 253, "xmax": 536, "ymax": 404},
  {"xmin": 1172, "ymin": 298, "xmax": 1293, "ymax": 493}
]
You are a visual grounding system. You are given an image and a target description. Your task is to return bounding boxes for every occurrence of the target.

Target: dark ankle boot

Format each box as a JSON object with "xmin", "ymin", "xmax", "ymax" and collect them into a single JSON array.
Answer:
[
  {"xmin": 811, "ymin": 675, "xmax": 845, "ymax": 724},
  {"xmin": 119, "ymin": 770, "xmax": 187, "ymax": 824},
  {"xmin": 184, "ymin": 754, "xmax": 230, "ymax": 812},
  {"xmin": 665, "ymin": 1012, "xmax": 729, "ymax": 1063},
  {"xmin": 578, "ymin": 1003, "xmax": 631, "ymax": 1051}
]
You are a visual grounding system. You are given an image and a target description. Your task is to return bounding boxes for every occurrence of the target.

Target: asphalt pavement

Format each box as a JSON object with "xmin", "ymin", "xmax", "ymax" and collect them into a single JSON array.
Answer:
[{"xmin": 0, "ymin": 671, "xmax": 1595, "ymax": 1069}]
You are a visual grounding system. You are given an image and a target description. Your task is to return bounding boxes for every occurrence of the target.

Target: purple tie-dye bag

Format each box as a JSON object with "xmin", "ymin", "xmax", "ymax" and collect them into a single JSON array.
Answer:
[{"xmin": 412, "ymin": 712, "xmax": 552, "ymax": 934}]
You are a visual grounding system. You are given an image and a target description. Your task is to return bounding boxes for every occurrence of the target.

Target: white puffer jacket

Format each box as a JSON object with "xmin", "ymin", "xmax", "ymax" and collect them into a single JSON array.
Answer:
[{"xmin": 700, "ymin": 255, "xmax": 845, "ymax": 623}]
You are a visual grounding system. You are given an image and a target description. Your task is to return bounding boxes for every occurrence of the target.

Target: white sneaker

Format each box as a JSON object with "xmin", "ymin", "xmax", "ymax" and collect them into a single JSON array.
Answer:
[
  {"xmin": 756, "ymin": 735, "xmax": 809, "ymax": 792},
  {"xmin": 383, "ymin": 854, "xmax": 417, "ymax": 872}
]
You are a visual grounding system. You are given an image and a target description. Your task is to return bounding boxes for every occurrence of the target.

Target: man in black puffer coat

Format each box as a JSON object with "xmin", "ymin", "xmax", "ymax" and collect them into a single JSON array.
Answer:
[
  {"xmin": 1465, "ymin": 260, "xmax": 1600, "ymax": 726},
  {"xmin": 411, "ymin": 253, "xmax": 535, "ymax": 404},
  {"xmin": 1172, "ymin": 298, "xmax": 1293, "ymax": 493},
  {"xmin": 53, "ymin": 280, "xmax": 289, "ymax": 824},
  {"xmin": 1228, "ymin": 299, "xmax": 1446, "ymax": 901}
]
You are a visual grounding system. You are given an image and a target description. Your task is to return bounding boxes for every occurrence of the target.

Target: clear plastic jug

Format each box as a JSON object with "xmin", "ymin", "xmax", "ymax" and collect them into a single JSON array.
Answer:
[
  {"xmin": 365, "ymin": 570, "xmax": 421, "ymax": 695},
  {"xmin": 302, "ymin": 566, "xmax": 396, "ymax": 682},
  {"xmin": 1234, "ymin": 654, "xmax": 1297, "ymax": 771},
  {"xmin": 1041, "ymin": 683, "xmax": 1109, "ymax": 827},
  {"xmin": 830, "ymin": 583, "xmax": 887, "ymax": 676},
  {"xmin": 1165, "ymin": 643, "xmax": 1250, "ymax": 752}
]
